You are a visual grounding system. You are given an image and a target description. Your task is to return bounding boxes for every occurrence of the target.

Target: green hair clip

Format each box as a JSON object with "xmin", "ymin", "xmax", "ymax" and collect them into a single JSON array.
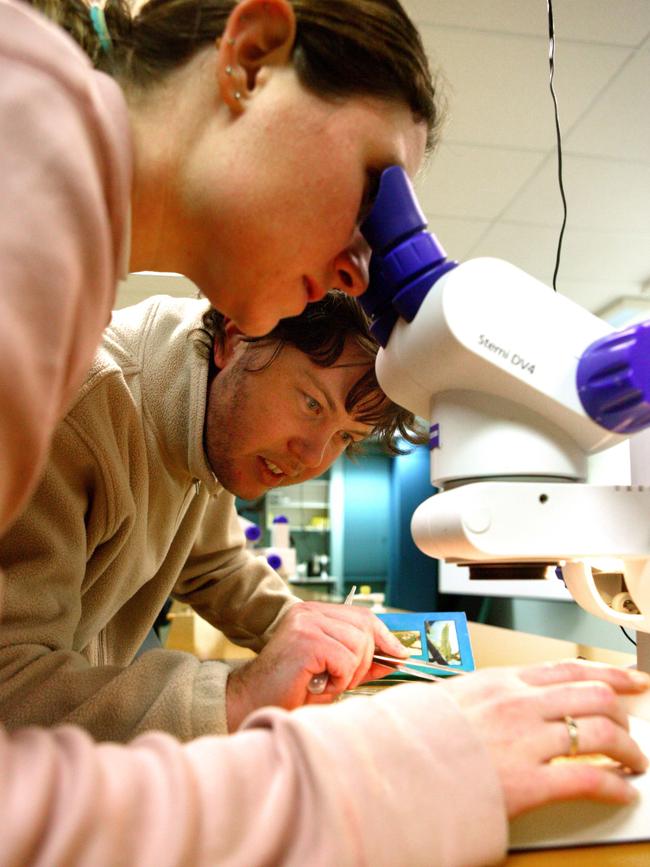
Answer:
[{"xmin": 89, "ymin": 1, "xmax": 113, "ymax": 53}]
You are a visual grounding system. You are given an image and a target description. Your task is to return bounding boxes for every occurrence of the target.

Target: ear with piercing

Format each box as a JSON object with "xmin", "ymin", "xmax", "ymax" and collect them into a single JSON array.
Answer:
[
  {"xmin": 225, "ymin": 66, "xmax": 242, "ymax": 98},
  {"xmin": 219, "ymin": 40, "xmax": 245, "ymax": 111},
  {"xmin": 217, "ymin": 0, "xmax": 295, "ymax": 113}
]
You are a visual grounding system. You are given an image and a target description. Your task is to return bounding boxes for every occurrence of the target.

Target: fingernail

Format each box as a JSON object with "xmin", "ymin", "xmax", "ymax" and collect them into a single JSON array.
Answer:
[
  {"xmin": 629, "ymin": 671, "xmax": 650, "ymax": 689},
  {"xmin": 624, "ymin": 784, "xmax": 640, "ymax": 803}
]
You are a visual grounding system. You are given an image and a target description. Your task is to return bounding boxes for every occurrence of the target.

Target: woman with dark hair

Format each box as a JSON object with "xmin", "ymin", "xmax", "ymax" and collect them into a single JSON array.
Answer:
[{"xmin": 0, "ymin": 0, "xmax": 435, "ymax": 533}]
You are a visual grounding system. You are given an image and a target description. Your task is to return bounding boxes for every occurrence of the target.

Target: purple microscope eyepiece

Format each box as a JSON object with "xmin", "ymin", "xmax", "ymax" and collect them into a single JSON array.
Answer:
[{"xmin": 359, "ymin": 166, "xmax": 457, "ymax": 345}]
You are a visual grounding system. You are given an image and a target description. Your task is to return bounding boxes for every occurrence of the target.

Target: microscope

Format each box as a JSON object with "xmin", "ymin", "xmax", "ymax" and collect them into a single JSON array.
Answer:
[{"xmin": 359, "ymin": 166, "xmax": 650, "ymax": 674}]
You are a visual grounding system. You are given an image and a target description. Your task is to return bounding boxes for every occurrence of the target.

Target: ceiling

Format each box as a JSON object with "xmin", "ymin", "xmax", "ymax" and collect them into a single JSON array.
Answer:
[
  {"xmin": 405, "ymin": 0, "xmax": 650, "ymax": 321},
  {"xmin": 118, "ymin": 0, "xmax": 650, "ymax": 324}
]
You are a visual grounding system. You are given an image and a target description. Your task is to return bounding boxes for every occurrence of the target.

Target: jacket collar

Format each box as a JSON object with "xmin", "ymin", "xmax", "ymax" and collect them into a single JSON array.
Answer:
[{"xmin": 136, "ymin": 296, "xmax": 223, "ymax": 497}]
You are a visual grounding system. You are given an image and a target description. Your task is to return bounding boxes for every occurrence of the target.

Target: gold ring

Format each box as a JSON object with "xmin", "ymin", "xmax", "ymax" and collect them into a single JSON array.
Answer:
[{"xmin": 564, "ymin": 715, "xmax": 579, "ymax": 757}]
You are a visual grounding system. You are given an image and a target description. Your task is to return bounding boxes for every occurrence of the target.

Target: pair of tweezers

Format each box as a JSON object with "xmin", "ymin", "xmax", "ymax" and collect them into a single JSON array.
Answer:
[{"xmin": 372, "ymin": 653, "xmax": 468, "ymax": 682}]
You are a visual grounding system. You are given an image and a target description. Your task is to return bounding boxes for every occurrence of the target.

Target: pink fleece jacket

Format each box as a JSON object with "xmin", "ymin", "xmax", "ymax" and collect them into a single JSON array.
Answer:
[
  {"xmin": 0, "ymin": 684, "xmax": 507, "ymax": 867},
  {"xmin": 0, "ymin": 1, "xmax": 508, "ymax": 863},
  {"xmin": 0, "ymin": 0, "xmax": 130, "ymax": 533}
]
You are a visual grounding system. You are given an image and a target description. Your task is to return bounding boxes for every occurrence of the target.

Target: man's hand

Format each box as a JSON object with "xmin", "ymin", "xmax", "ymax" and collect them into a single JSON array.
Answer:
[
  {"xmin": 226, "ymin": 601, "xmax": 408, "ymax": 730},
  {"xmin": 441, "ymin": 660, "xmax": 650, "ymax": 818}
]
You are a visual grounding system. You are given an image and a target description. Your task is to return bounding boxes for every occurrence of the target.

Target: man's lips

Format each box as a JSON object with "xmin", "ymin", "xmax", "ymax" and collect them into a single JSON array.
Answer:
[{"xmin": 258, "ymin": 456, "xmax": 288, "ymax": 486}]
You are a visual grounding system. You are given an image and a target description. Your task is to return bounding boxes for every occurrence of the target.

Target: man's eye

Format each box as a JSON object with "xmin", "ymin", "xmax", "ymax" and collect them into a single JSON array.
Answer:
[
  {"xmin": 305, "ymin": 395, "xmax": 321, "ymax": 413},
  {"xmin": 340, "ymin": 431, "xmax": 360, "ymax": 448}
]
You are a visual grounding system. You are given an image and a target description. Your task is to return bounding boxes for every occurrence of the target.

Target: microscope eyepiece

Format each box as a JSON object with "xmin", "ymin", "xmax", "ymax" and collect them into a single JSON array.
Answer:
[{"xmin": 359, "ymin": 166, "xmax": 457, "ymax": 345}]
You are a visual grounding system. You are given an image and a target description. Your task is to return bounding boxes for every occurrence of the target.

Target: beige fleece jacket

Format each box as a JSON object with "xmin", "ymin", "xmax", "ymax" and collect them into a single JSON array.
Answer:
[{"xmin": 0, "ymin": 295, "xmax": 297, "ymax": 742}]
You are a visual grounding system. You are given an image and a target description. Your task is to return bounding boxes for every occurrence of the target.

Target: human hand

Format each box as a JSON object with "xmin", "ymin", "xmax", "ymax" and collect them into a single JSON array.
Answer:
[
  {"xmin": 226, "ymin": 601, "xmax": 407, "ymax": 729},
  {"xmin": 441, "ymin": 660, "xmax": 650, "ymax": 819}
]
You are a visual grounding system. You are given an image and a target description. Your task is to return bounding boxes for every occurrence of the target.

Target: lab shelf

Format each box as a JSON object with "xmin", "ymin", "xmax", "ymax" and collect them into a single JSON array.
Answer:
[{"xmin": 291, "ymin": 527, "xmax": 330, "ymax": 533}]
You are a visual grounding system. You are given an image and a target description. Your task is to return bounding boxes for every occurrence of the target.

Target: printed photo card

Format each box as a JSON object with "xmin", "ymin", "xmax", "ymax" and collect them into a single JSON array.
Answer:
[{"xmin": 377, "ymin": 611, "xmax": 475, "ymax": 680}]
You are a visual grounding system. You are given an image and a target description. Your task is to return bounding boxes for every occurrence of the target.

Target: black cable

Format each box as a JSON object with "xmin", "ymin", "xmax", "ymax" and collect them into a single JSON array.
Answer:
[
  {"xmin": 546, "ymin": 0, "xmax": 567, "ymax": 292},
  {"xmin": 548, "ymin": 2, "xmax": 632, "ymax": 659},
  {"xmin": 620, "ymin": 626, "xmax": 638, "ymax": 647}
]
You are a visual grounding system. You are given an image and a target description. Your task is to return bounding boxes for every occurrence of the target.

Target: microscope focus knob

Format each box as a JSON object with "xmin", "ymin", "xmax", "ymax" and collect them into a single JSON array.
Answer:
[{"xmin": 577, "ymin": 320, "xmax": 650, "ymax": 432}]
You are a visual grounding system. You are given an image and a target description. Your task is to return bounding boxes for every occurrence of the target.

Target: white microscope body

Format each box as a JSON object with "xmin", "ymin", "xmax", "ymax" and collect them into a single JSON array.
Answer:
[{"xmin": 360, "ymin": 167, "xmax": 650, "ymax": 663}]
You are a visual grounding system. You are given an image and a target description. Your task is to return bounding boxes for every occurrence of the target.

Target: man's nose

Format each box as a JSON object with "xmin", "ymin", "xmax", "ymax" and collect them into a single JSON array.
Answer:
[
  {"xmin": 331, "ymin": 231, "xmax": 371, "ymax": 297},
  {"xmin": 288, "ymin": 432, "xmax": 334, "ymax": 471}
]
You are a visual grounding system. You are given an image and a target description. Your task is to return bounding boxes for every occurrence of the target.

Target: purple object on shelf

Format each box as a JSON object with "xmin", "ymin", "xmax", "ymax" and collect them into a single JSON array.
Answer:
[
  {"xmin": 359, "ymin": 166, "xmax": 457, "ymax": 346},
  {"xmin": 577, "ymin": 320, "xmax": 650, "ymax": 433},
  {"xmin": 266, "ymin": 554, "xmax": 283, "ymax": 571},
  {"xmin": 244, "ymin": 524, "xmax": 262, "ymax": 543}
]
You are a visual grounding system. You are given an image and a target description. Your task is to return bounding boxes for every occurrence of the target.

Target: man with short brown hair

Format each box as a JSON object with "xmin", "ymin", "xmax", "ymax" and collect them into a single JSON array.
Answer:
[{"xmin": 0, "ymin": 291, "xmax": 421, "ymax": 741}]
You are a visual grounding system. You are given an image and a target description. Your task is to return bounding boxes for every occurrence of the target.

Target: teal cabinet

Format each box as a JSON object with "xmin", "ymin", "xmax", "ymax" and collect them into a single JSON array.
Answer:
[
  {"xmin": 330, "ymin": 452, "xmax": 391, "ymax": 593},
  {"xmin": 388, "ymin": 445, "xmax": 439, "ymax": 610},
  {"xmin": 330, "ymin": 444, "xmax": 438, "ymax": 607}
]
